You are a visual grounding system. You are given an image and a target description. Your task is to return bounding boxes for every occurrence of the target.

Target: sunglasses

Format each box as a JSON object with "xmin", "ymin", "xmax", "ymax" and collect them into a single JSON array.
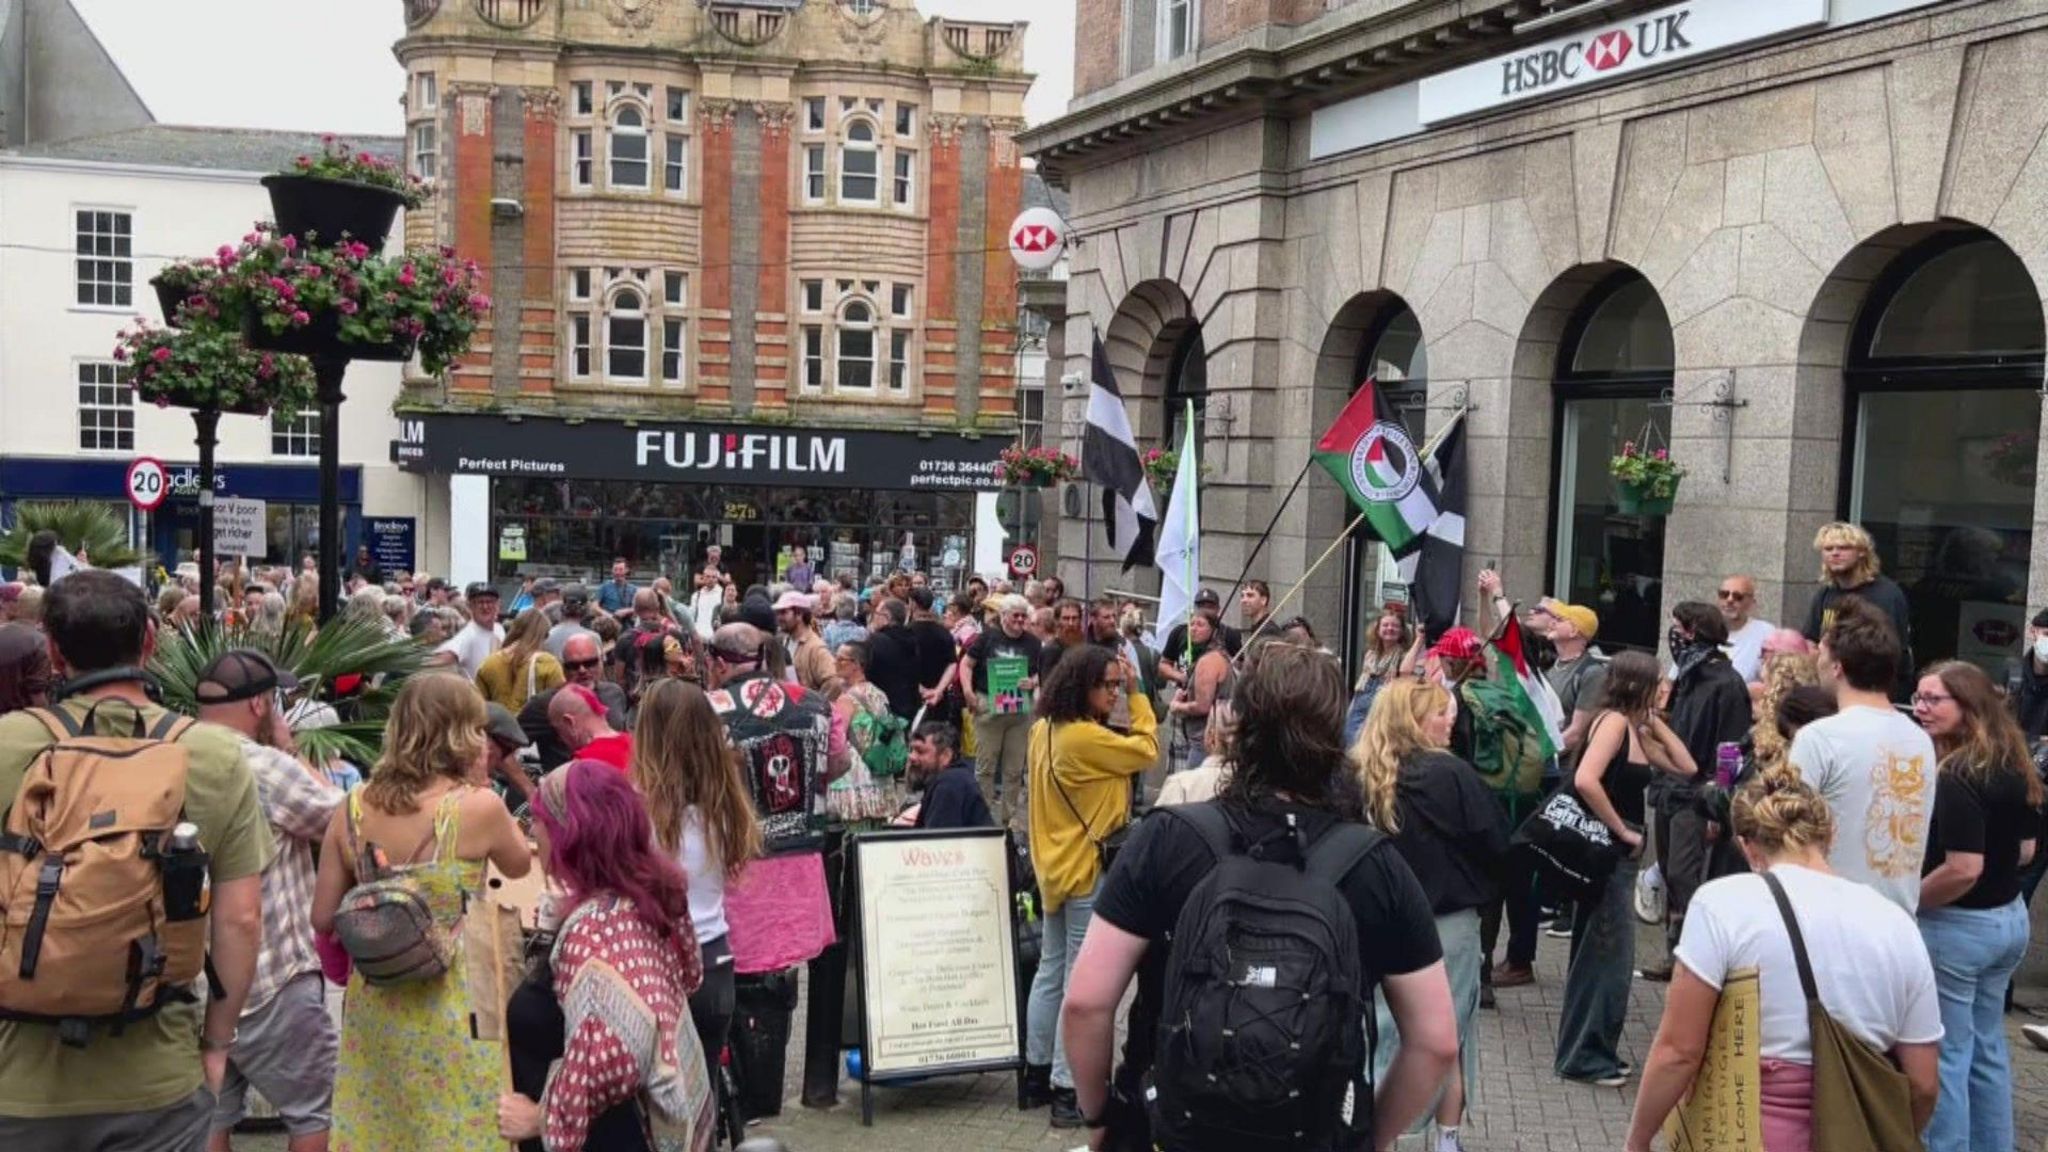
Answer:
[
  {"xmin": 564, "ymin": 657, "xmax": 601, "ymax": 671},
  {"xmin": 1717, "ymin": 590, "xmax": 1750, "ymax": 601}
]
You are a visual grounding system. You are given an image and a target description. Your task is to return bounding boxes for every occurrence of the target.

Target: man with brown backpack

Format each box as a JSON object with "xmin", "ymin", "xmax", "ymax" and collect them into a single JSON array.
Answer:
[{"xmin": 0, "ymin": 570, "xmax": 270, "ymax": 1152}]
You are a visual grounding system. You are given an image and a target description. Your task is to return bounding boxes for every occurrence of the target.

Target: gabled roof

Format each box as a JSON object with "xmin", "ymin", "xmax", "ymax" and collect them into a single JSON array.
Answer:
[{"xmin": 8, "ymin": 124, "xmax": 400, "ymax": 172}]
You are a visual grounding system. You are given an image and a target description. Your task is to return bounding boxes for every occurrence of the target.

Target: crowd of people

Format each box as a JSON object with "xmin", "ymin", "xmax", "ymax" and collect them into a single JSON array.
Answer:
[{"xmin": 0, "ymin": 514, "xmax": 2040, "ymax": 1152}]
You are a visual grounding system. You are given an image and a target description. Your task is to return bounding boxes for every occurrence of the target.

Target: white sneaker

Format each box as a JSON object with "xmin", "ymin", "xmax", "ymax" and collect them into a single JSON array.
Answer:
[
  {"xmin": 1437, "ymin": 1128, "xmax": 1466, "ymax": 1152},
  {"xmin": 2023, "ymin": 1023, "xmax": 2048, "ymax": 1053}
]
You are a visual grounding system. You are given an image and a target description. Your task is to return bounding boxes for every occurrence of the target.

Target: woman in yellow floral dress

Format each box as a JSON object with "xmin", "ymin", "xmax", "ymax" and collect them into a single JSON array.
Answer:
[{"xmin": 313, "ymin": 675, "xmax": 535, "ymax": 1152}]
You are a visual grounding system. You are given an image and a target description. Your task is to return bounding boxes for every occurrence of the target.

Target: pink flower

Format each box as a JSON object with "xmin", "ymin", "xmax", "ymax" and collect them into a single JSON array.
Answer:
[
  {"xmin": 268, "ymin": 277, "xmax": 289, "ymax": 292},
  {"xmin": 322, "ymin": 133, "xmax": 336, "ymax": 144},
  {"xmin": 344, "ymin": 241, "xmax": 370, "ymax": 261},
  {"xmin": 1652, "ymin": 449, "xmax": 1668, "ymax": 461},
  {"xmin": 291, "ymin": 310, "xmax": 310, "ymax": 326},
  {"xmin": 339, "ymin": 299, "xmax": 358, "ymax": 314},
  {"xmin": 113, "ymin": 347, "xmax": 128, "ymax": 362},
  {"xmin": 398, "ymin": 264, "xmax": 417, "ymax": 287},
  {"xmin": 151, "ymin": 346, "xmax": 171, "ymax": 362},
  {"xmin": 279, "ymin": 234, "xmax": 298, "ymax": 252}
]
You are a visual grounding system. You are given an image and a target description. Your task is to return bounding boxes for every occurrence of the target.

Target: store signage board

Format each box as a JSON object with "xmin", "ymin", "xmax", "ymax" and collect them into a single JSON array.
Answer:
[
  {"xmin": 367, "ymin": 517, "xmax": 416, "ymax": 577},
  {"xmin": 851, "ymin": 828, "xmax": 1026, "ymax": 1125},
  {"xmin": 1417, "ymin": 0, "xmax": 1828, "ymax": 124},
  {"xmin": 214, "ymin": 498, "xmax": 266, "ymax": 557},
  {"xmin": 395, "ymin": 414, "xmax": 1005, "ymax": 492}
]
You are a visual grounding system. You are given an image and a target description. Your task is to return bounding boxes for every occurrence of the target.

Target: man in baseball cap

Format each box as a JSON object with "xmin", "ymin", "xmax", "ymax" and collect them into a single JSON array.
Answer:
[
  {"xmin": 195, "ymin": 648, "xmax": 301, "ymax": 706},
  {"xmin": 1158, "ymin": 587, "xmax": 1243, "ymax": 692},
  {"xmin": 448, "ymin": 583, "xmax": 503, "ymax": 678},
  {"xmin": 545, "ymin": 584, "xmax": 596, "ymax": 659}
]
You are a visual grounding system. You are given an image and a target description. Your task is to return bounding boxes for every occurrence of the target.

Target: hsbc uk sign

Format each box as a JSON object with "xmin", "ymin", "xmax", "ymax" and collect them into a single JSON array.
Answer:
[{"xmin": 1418, "ymin": 0, "xmax": 1827, "ymax": 124}]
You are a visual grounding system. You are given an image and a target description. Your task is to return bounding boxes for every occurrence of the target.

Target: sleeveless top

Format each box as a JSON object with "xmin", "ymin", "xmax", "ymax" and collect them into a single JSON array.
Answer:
[{"xmin": 1586, "ymin": 712, "xmax": 1654, "ymax": 828}]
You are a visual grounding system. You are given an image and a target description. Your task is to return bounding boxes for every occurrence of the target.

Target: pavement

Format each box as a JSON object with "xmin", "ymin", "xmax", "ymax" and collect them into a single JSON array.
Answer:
[{"xmin": 233, "ymin": 919, "xmax": 2048, "ymax": 1152}]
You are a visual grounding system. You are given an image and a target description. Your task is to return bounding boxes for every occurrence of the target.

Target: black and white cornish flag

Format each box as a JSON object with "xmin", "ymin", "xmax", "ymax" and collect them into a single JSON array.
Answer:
[{"xmin": 1084, "ymin": 334, "xmax": 1157, "ymax": 571}]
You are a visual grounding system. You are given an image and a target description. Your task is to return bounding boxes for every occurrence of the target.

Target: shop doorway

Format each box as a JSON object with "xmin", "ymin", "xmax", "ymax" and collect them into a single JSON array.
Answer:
[
  {"xmin": 1843, "ymin": 231, "xmax": 2043, "ymax": 677},
  {"xmin": 1548, "ymin": 271, "xmax": 1675, "ymax": 655}
]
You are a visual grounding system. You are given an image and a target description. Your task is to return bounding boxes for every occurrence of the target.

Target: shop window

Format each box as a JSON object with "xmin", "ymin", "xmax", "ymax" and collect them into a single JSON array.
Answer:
[
  {"xmin": 837, "ymin": 301, "xmax": 875, "ymax": 390},
  {"xmin": 1361, "ymin": 307, "xmax": 1427, "ymax": 386},
  {"xmin": 1847, "ymin": 232, "xmax": 2045, "ymax": 678},
  {"xmin": 804, "ymin": 146, "xmax": 826, "ymax": 203},
  {"xmin": 1550, "ymin": 271, "xmax": 1674, "ymax": 654},
  {"xmin": 840, "ymin": 120, "xmax": 879, "ymax": 204},
  {"xmin": 571, "ymin": 80, "xmax": 593, "ymax": 117},
  {"xmin": 608, "ymin": 105, "xmax": 649, "ymax": 189},
  {"xmin": 409, "ymin": 122, "xmax": 438, "ymax": 182},
  {"xmin": 606, "ymin": 288, "xmax": 647, "ymax": 381},
  {"xmin": 804, "ymin": 97, "xmax": 825, "ymax": 133},
  {"xmin": 571, "ymin": 131, "xmax": 593, "ymax": 189},
  {"xmin": 75, "ymin": 209, "xmax": 133, "ymax": 308},
  {"xmin": 271, "ymin": 410, "xmax": 320, "ymax": 458},
  {"xmin": 893, "ymin": 150, "xmax": 915, "ymax": 209},
  {"xmin": 76, "ymin": 361, "xmax": 133, "ymax": 452}
]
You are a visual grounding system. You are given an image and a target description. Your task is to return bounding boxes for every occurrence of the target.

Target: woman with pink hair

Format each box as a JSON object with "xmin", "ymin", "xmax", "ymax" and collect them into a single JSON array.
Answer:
[{"xmin": 497, "ymin": 760, "xmax": 715, "ymax": 1152}]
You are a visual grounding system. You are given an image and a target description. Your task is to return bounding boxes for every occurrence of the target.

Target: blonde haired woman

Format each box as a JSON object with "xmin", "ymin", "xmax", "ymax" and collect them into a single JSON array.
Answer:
[
  {"xmin": 631, "ymin": 677, "xmax": 763, "ymax": 1082},
  {"xmin": 1801, "ymin": 521, "xmax": 1912, "ymax": 696},
  {"xmin": 1624, "ymin": 770, "xmax": 1940, "ymax": 1152},
  {"xmin": 313, "ymin": 674, "xmax": 533, "ymax": 1152},
  {"xmin": 1749, "ymin": 652, "xmax": 1820, "ymax": 774},
  {"xmin": 1353, "ymin": 678, "xmax": 1509, "ymax": 1151},
  {"xmin": 475, "ymin": 609, "xmax": 565, "ymax": 711}
]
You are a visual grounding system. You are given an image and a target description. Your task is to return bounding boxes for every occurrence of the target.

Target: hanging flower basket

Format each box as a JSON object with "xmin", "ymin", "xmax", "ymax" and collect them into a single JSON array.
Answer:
[
  {"xmin": 1609, "ymin": 439, "xmax": 1684, "ymax": 517},
  {"xmin": 999, "ymin": 444, "xmax": 1079, "ymax": 488},
  {"xmin": 1142, "ymin": 446, "xmax": 1210, "ymax": 493},
  {"xmin": 262, "ymin": 136, "xmax": 428, "ymax": 252},
  {"xmin": 114, "ymin": 318, "xmax": 317, "ymax": 419},
  {"xmin": 150, "ymin": 258, "xmax": 218, "ymax": 328},
  {"xmin": 226, "ymin": 226, "xmax": 489, "ymax": 373}
]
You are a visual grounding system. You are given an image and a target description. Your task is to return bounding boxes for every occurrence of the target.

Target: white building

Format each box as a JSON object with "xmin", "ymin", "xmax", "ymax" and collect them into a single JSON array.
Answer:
[{"xmin": 0, "ymin": 3, "xmax": 430, "ymax": 582}]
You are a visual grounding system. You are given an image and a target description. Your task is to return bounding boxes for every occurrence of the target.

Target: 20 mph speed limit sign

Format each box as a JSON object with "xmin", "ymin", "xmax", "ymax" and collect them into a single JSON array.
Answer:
[{"xmin": 125, "ymin": 457, "xmax": 169, "ymax": 512}]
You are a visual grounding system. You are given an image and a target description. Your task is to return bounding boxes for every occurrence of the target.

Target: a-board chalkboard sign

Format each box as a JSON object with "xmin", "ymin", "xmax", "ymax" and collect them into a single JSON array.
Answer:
[{"xmin": 849, "ymin": 827, "xmax": 1027, "ymax": 1126}]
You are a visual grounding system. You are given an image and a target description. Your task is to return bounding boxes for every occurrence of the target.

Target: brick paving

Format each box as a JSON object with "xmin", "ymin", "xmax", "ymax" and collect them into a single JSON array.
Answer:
[{"xmin": 236, "ymin": 920, "xmax": 2048, "ymax": 1151}]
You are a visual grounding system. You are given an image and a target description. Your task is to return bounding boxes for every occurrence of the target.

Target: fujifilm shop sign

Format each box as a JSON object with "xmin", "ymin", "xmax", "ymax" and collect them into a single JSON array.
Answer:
[
  {"xmin": 1417, "ymin": 0, "xmax": 1827, "ymax": 124},
  {"xmin": 635, "ymin": 430, "xmax": 846, "ymax": 475}
]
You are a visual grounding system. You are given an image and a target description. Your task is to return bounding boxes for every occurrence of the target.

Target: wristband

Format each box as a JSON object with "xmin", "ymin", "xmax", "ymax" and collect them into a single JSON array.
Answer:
[{"xmin": 201, "ymin": 1029, "xmax": 237, "ymax": 1052}]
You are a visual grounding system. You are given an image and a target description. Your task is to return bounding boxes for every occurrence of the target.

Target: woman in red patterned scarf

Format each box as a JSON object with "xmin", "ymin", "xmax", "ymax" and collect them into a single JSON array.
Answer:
[{"xmin": 498, "ymin": 760, "xmax": 714, "ymax": 1152}]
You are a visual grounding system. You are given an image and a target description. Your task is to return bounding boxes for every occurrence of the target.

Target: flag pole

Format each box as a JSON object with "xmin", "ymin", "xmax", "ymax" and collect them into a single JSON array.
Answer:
[
  {"xmin": 1222, "ymin": 454, "xmax": 1313, "ymax": 609},
  {"xmin": 1182, "ymin": 401, "xmax": 1196, "ymax": 623}
]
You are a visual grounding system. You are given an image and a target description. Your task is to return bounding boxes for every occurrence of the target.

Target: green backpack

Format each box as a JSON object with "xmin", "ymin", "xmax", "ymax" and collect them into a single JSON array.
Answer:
[
  {"xmin": 1457, "ymin": 679, "xmax": 1548, "ymax": 808},
  {"xmin": 851, "ymin": 707, "xmax": 909, "ymax": 779}
]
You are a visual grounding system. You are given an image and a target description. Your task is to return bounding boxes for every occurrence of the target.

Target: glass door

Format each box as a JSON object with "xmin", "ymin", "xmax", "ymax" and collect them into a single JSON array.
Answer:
[{"xmin": 1552, "ymin": 396, "xmax": 1668, "ymax": 653}]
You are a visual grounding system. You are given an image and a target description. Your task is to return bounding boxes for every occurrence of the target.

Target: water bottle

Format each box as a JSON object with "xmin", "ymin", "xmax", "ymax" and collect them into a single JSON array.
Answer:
[
  {"xmin": 160, "ymin": 822, "xmax": 211, "ymax": 922},
  {"xmin": 1715, "ymin": 742, "xmax": 1742, "ymax": 791}
]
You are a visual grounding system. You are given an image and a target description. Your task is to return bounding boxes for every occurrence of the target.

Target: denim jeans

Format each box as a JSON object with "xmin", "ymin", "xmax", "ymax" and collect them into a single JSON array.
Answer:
[
  {"xmin": 1343, "ymin": 685, "xmax": 1380, "ymax": 751},
  {"xmin": 1919, "ymin": 899, "xmax": 2029, "ymax": 1152},
  {"xmin": 1374, "ymin": 907, "xmax": 1481, "ymax": 1131},
  {"xmin": 1555, "ymin": 859, "xmax": 1637, "ymax": 1081},
  {"xmin": 1027, "ymin": 880, "xmax": 1099, "ymax": 1089}
]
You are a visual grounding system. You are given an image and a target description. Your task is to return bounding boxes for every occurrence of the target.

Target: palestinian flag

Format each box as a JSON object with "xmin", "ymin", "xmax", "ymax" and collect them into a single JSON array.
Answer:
[
  {"xmin": 1314, "ymin": 379, "xmax": 1440, "ymax": 557},
  {"xmin": 1489, "ymin": 614, "xmax": 1565, "ymax": 760}
]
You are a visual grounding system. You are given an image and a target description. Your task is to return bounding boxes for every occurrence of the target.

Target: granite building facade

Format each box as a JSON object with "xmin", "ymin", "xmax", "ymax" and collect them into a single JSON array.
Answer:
[{"xmin": 1025, "ymin": 0, "xmax": 2048, "ymax": 676}]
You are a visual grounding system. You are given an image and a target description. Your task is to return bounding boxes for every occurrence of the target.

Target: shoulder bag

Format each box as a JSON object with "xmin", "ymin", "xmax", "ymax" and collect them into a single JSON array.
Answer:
[
  {"xmin": 1043, "ymin": 722, "xmax": 1134, "ymax": 875},
  {"xmin": 1761, "ymin": 871, "xmax": 1924, "ymax": 1151}
]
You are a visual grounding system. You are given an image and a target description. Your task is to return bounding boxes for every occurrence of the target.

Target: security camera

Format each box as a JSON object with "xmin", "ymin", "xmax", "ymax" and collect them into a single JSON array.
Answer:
[
  {"xmin": 1060, "ymin": 372, "xmax": 1084, "ymax": 395},
  {"xmin": 490, "ymin": 198, "xmax": 524, "ymax": 219}
]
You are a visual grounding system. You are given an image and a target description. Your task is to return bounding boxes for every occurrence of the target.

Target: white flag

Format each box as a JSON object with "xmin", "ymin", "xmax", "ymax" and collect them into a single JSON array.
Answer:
[{"xmin": 1152, "ymin": 403, "xmax": 1200, "ymax": 647}]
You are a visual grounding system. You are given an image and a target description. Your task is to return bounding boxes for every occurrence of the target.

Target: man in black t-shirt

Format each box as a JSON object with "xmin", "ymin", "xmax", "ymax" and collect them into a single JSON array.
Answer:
[
  {"xmin": 1060, "ymin": 643, "xmax": 1458, "ymax": 1152},
  {"xmin": 906, "ymin": 587, "xmax": 962, "ymax": 725},
  {"xmin": 954, "ymin": 594, "xmax": 1043, "ymax": 830},
  {"xmin": 1157, "ymin": 588, "xmax": 1243, "ymax": 691}
]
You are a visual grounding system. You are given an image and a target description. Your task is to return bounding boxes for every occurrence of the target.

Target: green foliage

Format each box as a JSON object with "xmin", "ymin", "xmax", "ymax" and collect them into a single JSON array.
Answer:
[
  {"xmin": 149, "ymin": 614, "xmax": 429, "ymax": 768},
  {"xmin": 0, "ymin": 502, "xmax": 141, "ymax": 570}
]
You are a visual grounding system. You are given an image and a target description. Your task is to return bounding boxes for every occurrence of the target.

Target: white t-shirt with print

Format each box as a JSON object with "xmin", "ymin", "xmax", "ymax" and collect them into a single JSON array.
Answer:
[
  {"xmin": 1787, "ymin": 705, "xmax": 1938, "ymax": 913},
  {"xmin": 1676, "ymin": 865, "xmax": 1942, "ymax": 1063}
]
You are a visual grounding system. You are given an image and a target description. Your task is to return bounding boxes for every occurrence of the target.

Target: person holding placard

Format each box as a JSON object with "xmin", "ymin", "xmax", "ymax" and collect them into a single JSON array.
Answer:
[
  {"xmin": 1624, "ymin": 770, "xmax": 1940, "ymax": 1152},
  {"xmin": 945, "ymin": 594, "xmax": 1043, "ymax": 831}
]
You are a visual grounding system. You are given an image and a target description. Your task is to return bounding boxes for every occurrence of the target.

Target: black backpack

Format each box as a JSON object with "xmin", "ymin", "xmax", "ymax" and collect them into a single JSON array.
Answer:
[{"xmin": 1151, "ymin": 803, "xmax": 1384, "ymax": 1152}]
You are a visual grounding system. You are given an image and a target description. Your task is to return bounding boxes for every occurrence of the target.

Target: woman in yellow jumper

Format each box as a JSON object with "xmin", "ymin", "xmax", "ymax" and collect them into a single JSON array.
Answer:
[{"xmin": 1024, "ymin": 643, "xmax": 1159, "ymax": 1128}]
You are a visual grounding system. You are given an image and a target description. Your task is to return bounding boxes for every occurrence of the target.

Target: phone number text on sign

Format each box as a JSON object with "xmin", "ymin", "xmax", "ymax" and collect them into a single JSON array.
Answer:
[{"xmin": 908, "ymin": 458, "xmax": 1001, "ymax": 490}]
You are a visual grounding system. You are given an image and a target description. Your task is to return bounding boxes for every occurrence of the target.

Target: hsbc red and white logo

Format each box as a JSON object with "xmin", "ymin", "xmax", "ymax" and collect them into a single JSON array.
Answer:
[
  {"xmin": 1013, "ymin": 223, "xmax": 1057, "ymax": 253},
  {"xmin": 1585, "ymin": 30, "xmax": 1633, "ymax": 72},
  {"xmin": 1498, "ymin": 10, "xmax": 1692, "ymax": 98}
]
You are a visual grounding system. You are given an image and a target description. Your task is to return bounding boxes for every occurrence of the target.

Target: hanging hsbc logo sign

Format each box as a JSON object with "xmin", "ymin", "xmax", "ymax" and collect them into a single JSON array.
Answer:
[
  {"xmin": 1417, "ymin": 0, "xmax": 1828, "ymax": 124},
  {"xmin": 390, "ymin": 413, "xmax": 1004, "ymax": 491}
]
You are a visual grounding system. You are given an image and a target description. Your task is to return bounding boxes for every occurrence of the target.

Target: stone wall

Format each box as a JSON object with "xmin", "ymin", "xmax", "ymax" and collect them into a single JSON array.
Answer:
[{"xmin": 1053, "ymin": 2, "xmax": 2048, "ymax": 643}]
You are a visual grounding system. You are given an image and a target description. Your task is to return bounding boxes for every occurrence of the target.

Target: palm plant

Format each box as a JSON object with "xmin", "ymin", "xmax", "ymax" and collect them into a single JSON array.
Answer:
[
  {"xmin": 0, "ymin": 501, "xmax": 142, "ymax": 570},
  {"xmin": 150, "ymin": 614, "xmax": 428, "ymax": 768}
]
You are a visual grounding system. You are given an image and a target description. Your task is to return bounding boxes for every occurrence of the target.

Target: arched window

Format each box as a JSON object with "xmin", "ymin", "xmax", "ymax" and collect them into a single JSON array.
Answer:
[
  {"xmin": 609, "ymin": 105, "xmax": 648, "ymax": 189},
  {"xmin": 1845, "ymin": 232, "xmax": 2044, "ymax": 676},
  {"xmin": 607, "ymin": 288, "xmax": 647, "ymax": 380},
  {"xmin": 1549, "ymin": 269, "xmax": 1675, "ymax": 654},
  {"xmin": 840, "ymin": 119, "xmax": 878, "ymax": 204},
  {"xmin": 1162, "ymin": 323, "xmax": 1206, "ymax": 456},
  {"xmin": 837, "ymin": 299, "xmax": 875, "ymax": 389}
]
